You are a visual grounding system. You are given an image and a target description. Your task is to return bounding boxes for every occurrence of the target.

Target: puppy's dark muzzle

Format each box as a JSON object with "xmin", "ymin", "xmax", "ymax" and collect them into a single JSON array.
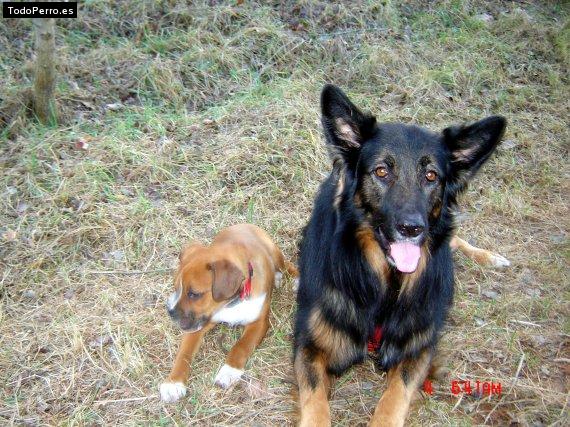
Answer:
[{"xmin": 167, "ymin": 306, "xmax": 207, "ymax": 332}]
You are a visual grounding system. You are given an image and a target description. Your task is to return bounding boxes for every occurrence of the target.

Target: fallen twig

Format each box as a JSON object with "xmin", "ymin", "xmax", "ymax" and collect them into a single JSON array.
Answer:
[
  {"xmin": 509, "ymin": 319, "xmax": 542, "ymax": 327},
  {"xmin": 94, "ymin": 396, "xmax": 155, "ymax": 405}
]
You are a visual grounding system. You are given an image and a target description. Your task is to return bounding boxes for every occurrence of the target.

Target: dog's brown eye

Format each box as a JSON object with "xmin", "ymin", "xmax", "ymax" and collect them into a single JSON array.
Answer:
[
  {"xmin": 375, "ymin": 167, "xmax": 388, "ymax": 178},
  {"xmin": 426, "ymin": 171, "xmax": 437, "ymax": 182},
  {"xmin": 187, "ymin": 290, "xmax": 202, "ymax": 300}
]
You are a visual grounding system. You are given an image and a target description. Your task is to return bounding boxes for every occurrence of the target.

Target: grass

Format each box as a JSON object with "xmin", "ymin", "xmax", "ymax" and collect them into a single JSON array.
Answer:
[{"xmin": 1, "ymin": 0, "xmax": 568, "ymax": 425}]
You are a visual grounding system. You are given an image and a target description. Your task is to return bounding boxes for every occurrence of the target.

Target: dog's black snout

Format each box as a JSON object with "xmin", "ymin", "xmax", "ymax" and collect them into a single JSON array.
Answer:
[{"xmin": 396, "ymin": 215, "xmax": 425, "ymax": 238}]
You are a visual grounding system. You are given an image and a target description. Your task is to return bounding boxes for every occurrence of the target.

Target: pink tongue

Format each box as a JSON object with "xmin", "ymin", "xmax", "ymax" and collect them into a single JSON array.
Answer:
[{"xmin": 389, "ymin": 242, "xmax": 421, "ymax": 273}]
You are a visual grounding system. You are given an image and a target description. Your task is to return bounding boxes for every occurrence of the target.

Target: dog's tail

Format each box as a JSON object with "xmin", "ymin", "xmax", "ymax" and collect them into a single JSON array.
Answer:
[
  {"xmin": 273, "ymin": 245, "xmax": 299, "ymax": 278},
  {"xmin": 273, "ymin": 247, "xmax": 299, "ymax": 291},
  {"xmin": 283, "ymin": 260, "xmax": 299, "ymax": 278}
]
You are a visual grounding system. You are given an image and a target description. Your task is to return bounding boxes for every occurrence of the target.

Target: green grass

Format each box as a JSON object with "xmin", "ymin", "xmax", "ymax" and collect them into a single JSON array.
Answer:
[{"xmin": 1, "ymin": 0, "xmax": 568, "ymax": 425}]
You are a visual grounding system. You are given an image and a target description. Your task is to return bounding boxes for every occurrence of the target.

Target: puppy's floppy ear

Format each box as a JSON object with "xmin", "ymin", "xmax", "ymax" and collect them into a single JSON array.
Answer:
[
  {"xmin": 444, "ymin": 115, "xmax": 506, "ymax": 194},
  {"xmin": 179, "ymin": 241, "xmax": 203, "ymax": 263},
  {"xmin": 321, "ymin": 84, "xmax": 377, "ymax": 166},
  {"xmin": 208, "ymin": 259, "xmax": 244, "ymax": 302}
]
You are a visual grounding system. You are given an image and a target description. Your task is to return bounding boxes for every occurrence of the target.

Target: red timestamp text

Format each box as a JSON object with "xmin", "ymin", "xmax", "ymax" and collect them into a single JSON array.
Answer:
[
  {"xmin": 451, "ymin": 379, "xmax": 502, "ymax": 396},
  {"xmin": 422, "ymin": 379, "xmax": 502, "ymax": 396}
]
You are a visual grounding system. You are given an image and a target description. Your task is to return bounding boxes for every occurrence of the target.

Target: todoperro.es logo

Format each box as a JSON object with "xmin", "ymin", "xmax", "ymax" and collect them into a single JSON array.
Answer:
[{"xmin": 2, "ymin": 2, "xmax": 78, "ymax": 18}]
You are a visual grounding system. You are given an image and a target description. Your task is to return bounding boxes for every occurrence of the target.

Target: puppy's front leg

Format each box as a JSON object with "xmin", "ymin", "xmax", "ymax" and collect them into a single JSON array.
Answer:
[
  {"xmin": 450, "ymin": 235, "xmax": 510, "ymax": 268},
  {"xmin": 369, "ymin": 350, "xmax": 431, "ymax": 427},
  {"xmin": 160, "ymin": 324, "xmax": 214, "ymax": 403},
  {"xmin": 214, "ymin": 303, "xmax": 270, "ymax": 388}
]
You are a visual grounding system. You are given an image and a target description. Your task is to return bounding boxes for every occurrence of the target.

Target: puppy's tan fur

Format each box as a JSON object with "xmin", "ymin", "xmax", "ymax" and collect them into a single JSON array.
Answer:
[{"xmin": 160, "ymin": 224, "xmax": 297, "ymax": 402}]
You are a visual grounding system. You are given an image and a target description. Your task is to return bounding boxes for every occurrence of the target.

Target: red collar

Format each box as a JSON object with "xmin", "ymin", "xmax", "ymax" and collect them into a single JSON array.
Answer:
[
  {"xmin": 239, "ymin": 262, "xmax": 254, "ymax": 300},
  {"xmin": 367, "ymin": 325, "xmax": 383, "ymax": 353}
]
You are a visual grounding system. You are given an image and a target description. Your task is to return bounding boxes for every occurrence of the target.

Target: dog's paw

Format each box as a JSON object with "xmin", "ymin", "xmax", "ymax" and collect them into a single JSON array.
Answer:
[
  {"xmin": 274, "ymin": 272, "xmax": 283, "ymax": 288},
  {"xmin": 159, "ymin": 381, "xmax": 186, "ymax": 403},
  {"xmin": 214, "ymin": 364, "xmax": 243, "ymax": 389},
  {"xmin": 489, "ymin": 253, "xmax": 511, "ymax": 269}
]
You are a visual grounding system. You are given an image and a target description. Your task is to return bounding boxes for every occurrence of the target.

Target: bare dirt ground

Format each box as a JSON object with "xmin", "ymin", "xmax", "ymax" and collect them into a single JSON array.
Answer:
[{"xmin": 1, "ymin": 1, "xmax": 568, "ymax": 425}]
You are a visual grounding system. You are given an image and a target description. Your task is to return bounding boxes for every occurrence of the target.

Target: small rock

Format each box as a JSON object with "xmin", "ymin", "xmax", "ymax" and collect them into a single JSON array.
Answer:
[
  {"xmin": 530, "ymin": 334, "xmax": 547, "ymax": 346},
  {"xmin": 202, "ymin": 118, "xmax": 215, "ymax": 126},
  {"xmin": 520, "ymin": 268, "xmax": 534, "ymax": 285},
  {"xmin": 549, "ymin": 233, "xmax": 566, "ymax": 244},
  {"xmin": 482, "ymin": 289, "xmax": 499, "ymax": 300},
  {"xmin": 474, "ymin": 317, "xmax": 485, "ymax": 327},
  {"xmin": 475, "ymin": 13, "xmax": 494, "ymax": 23},
  {"xmin": 360, "ymin": 381, "xmax": 374, "ymax": 391},
  {"xmin": 16, "ymin": 201, "xmax": 29, "ymax": 215},
  {"xmin": 105, "ymin": 250, "xmax": 125, "ymax": 262},
  {"xmin": 525, "ymin": 288, "xmax": 541, "ymax": 298},
  {"xmin": 89, "ymin": 335, "xmax": 113, "ymax": 349},
  {"xmin": 36, "ymin": 399, "xmax": 51, "ymax": 413},
  {"xmin": 105, "ymin": 102, "xmax": 123, "ymax": 111},
  {"xmin": 499, "ymin": 139, "xmax": 518, "ymax": 150},
  {"xmin": 23, "ymin": 289, "xmax": 37, "ymax": 300},
  {"xmin": 63, "ymin": 289, "xmax": 75, "ymax": 300}
]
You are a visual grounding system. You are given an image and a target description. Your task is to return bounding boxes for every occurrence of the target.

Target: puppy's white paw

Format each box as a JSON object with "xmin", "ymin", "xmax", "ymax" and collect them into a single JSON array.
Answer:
[
  {"xmin": 274, "ymin": 272, "xmax": 283, "ymax": 288},
  {"xmin": 214, "ymin": 364, "xmax": 243, "ymax": 389},
  {"xmin": 292, "ymin": 278, "xmax": 300, "ymax": 292},
  {"xmin": 160, "ymin": 381, "xmax": 186, "ymax": 403},
  {"xmin": 489, "ymin": 253, "xmax": 511, "ymax": 269}
]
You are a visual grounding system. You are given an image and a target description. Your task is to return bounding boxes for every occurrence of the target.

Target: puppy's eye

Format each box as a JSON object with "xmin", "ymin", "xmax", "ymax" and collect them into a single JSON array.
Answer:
[
  {"xmin": 375, "ymin": 167, "xmax": 389, "ymax": 178},
  {"xmin": 425, "ymin": 171, "xmax": 438, "ymax": 182},
  {"xmin": 187, "ymin": 290, "xmax": 202, "ymax": 300}
]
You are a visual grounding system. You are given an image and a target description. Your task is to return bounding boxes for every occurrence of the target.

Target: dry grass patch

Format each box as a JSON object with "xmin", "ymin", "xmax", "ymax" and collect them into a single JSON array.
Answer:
[{"xmin": 1, "ymin": 1, "xmax": 568, "ymax": 425}]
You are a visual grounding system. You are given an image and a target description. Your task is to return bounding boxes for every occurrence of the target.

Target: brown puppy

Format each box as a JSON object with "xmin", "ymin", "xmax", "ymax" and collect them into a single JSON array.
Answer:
[{"xmin": 160, "ymin": 223, "xmax": 297, "ymax": 403}]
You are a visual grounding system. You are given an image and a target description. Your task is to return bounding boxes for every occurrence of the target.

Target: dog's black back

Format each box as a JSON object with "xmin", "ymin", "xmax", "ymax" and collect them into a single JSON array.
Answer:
[{"xmin": 294, "ymin": 85, "xmax": 506, "ymax": 374}]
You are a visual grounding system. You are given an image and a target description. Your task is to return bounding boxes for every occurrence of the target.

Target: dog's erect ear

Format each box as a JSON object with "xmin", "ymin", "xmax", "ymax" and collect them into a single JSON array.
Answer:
[
  {"xmin": 444, "ymin": 115, "xmax": 506, "ymax": 193},
  {"xmin": 208, "ymin": 259, "xmax": 244, "ymax": 302},
  {"xmin": 179, "ymin": 241, "xmax": 203, "ymax": 263},
  {"xmin": 321, "ymin": 84, "xmax": 377, "ymax": 164}
]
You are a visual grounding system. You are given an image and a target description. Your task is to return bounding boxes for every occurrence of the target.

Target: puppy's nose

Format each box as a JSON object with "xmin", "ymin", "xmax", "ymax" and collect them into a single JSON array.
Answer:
[
  {"xmin": 396, "ymin": 215, "xmax": 425, "ymax": 238},
  {"xmin": 167, "ymin": 306, "xmax": 177, "ymax": 318}
]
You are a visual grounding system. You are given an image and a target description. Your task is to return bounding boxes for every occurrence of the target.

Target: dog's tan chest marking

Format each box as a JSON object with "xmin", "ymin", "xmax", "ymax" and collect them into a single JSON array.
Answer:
[
  {"xmin": 355, "ymin": 226, "xmax": 390, "ymax": 284},
  {"xmin": 210, "ymin": 293, "xmax": 266, "ymax": 326}
]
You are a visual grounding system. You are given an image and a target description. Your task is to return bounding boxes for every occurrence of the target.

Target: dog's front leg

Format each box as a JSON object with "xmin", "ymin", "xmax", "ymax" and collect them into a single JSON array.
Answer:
[
  {"xmin": 214, "ymin": 303, "xmax": 270, "ymax": 388},
  {"xmin": 295, "ymin": 347, "xmax": 332, "ymax": 427},
  {"xmin": 160, "ymin": 324, "xmax": 214, "ymax": 403},
  {"xmin": 369, "ymin": 350, "xmax": 431, "ymax": 427}
]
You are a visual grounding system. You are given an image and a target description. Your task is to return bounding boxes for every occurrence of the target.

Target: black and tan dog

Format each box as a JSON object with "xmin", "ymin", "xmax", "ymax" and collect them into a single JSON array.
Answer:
[
  {"xmin": 160, "ymin": 224, "xmax": 297, "ymax": 403},
  {"xmin": 294, "ymin": 85, "xmax": 508, "ymax": 425}
]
